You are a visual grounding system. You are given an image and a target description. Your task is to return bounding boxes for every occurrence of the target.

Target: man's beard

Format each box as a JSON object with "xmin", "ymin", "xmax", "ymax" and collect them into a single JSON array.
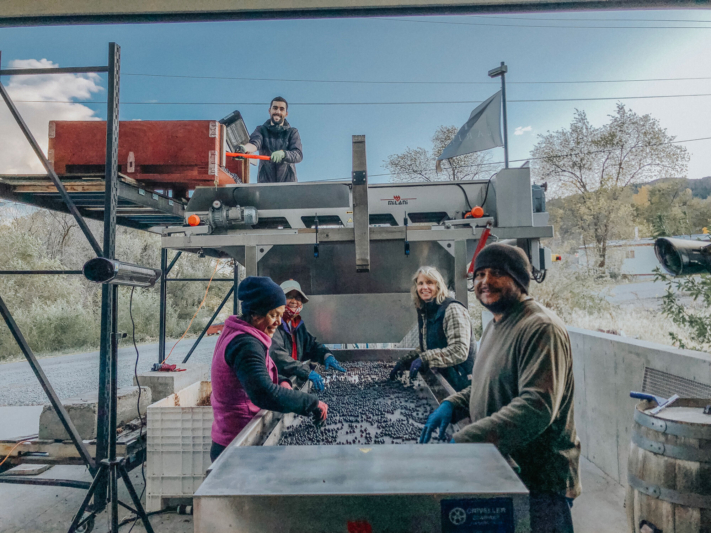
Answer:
[
  {"xmin": 477, "ymin": 288, "xmax": 521, "ymax": 315},
  {"xmin": 271, "ymin": 115, "xmax": 283, "ymax": 124}
]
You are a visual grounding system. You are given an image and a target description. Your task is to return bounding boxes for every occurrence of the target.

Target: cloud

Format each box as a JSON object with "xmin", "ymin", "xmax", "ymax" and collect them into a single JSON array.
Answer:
[
  {"xmin": 0, "ymin": 59, "xmax": 103, "ymax": 174},
  {"xmin": 514, "ymin": 126, "xmax": 532, "ymax": 136}
]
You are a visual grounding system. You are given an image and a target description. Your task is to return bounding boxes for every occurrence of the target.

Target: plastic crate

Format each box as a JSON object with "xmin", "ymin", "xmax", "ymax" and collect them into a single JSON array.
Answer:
[{"xmin": 146, "ymin": 381, "xmax": 213, "ymax": 511}]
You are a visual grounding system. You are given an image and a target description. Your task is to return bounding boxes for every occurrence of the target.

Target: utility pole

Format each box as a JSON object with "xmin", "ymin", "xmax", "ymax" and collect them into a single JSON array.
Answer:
[{"xmin": 488, "ymin": 62, "xmax": 509, "ymax": 168}]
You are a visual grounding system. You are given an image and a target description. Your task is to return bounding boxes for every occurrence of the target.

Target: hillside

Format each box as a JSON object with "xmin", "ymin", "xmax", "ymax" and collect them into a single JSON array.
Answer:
[{"xmin": 630, "ymin": 176, "xmax": 711, "ymax": 199}]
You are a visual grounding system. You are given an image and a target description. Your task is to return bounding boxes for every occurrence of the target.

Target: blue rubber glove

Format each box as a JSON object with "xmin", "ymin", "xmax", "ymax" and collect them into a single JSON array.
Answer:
[
  {"xmin": 409, "ymin": 358, "xmax": 425, "ymax": 380},
  {"xmin": 419, "ymin": 401, "xmax": 454, "ymax": 444},
  {"xmin": 270, "ymin": 150, "xmax": 285, "ymax": 163},
  {"xmin": 324, "ymin": 355, "xmax": 346, "ymax": 373},
  {"xmin": 308, "ymin": 370, "xmax": 325, "ymax": 392}
]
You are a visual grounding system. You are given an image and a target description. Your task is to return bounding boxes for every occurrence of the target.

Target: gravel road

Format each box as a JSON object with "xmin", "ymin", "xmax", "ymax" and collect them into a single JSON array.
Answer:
[{"xmin": 0, "ymin": 336, "xmax": 218, "ymax": 406}]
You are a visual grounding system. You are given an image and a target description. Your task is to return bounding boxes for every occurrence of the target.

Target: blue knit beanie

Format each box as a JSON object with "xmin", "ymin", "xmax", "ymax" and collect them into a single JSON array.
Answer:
[{"xmin": 238, "ymin": 276, "xmax": 286, "ymax": 316}]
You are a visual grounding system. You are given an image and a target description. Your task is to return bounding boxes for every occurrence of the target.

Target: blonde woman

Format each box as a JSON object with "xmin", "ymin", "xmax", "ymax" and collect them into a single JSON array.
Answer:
[{"xmin": 389, "ymin": 266, "xmax": 476, "ymax": 391}]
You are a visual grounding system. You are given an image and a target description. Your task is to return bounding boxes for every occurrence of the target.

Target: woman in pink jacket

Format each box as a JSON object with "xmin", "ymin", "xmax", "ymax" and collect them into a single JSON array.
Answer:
[{"xmin": 210, "ymin": 276, "xmax": 327, "ymax": 461}]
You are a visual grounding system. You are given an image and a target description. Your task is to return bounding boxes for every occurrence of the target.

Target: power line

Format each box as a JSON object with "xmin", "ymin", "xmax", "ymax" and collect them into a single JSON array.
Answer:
[
  {"xmin": 444, "ymin": 14, "xmax": 711, "ymax": 24},
  {"xmin": 364, "ymin": 135, "xmax": 711, "ymax": 180},
  {"xmin": 5, "ymin": 65, "xmax": 711, "ymax": 87},
  {"xmin": 14, "ymin": 93, "xmax": 711, "ymax": 106},
  {"xmin": 382, "ymin": 17, "xmax": 711, "ymax": 30},
  {"xmin": 120, "ymin": 72, "xmax": 711, "ymax": 86}
]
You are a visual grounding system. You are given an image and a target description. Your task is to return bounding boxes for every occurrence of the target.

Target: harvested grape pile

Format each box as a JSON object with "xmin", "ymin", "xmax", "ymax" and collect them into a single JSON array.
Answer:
[{"xmin": 278, "ymin": 361, "xmax": 446, "ymax": 446}]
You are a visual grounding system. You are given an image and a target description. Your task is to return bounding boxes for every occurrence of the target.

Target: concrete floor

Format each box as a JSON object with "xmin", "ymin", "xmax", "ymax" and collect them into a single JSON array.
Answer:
[{"xmin": 0, "ymin": 456, "xmax": 626, "ymax": 532}]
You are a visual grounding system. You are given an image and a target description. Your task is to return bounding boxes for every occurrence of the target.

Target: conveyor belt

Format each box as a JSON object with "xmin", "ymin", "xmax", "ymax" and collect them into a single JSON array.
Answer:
[{"xmin": 0, "ymin": 174, "xmax": 186, "ymax": 232}]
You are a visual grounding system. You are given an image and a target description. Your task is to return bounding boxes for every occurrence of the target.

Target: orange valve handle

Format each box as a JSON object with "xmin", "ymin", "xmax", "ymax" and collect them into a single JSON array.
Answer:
[
  {"xmin": 187, "ymin": 214, "xmax": 201, "ymax": 226},
  {"xmin": 226, "ymin": 152, "xmax": 271, "ymax": 161},
  {"xmin": 463, "ymin": 206, "xmax": 485, "ymax": 219}
]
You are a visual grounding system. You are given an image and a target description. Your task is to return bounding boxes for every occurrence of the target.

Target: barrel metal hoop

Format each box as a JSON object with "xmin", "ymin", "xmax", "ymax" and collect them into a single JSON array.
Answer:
[
  {"xmin": 628, "ymin": 473, "xmax": 711, "ymax": 509},
  {"xmin": 633, "ymin": 432, "xmax": 711, "ymax": 463},
  {"xmin": 634, "ymin": 408, "xmax": 710, "ymax": 439}
]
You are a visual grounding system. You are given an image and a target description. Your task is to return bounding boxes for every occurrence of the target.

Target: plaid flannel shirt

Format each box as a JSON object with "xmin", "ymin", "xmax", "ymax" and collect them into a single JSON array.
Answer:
[{"xmin": 419, "ymin": 303, "xmax": 472, "ymax": 368}]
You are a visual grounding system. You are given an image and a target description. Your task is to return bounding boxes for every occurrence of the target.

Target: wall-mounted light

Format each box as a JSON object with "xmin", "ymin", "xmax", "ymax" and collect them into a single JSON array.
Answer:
[{"xmin": 83, "ymin": 258, "xmax": 161, "ymax": 288}]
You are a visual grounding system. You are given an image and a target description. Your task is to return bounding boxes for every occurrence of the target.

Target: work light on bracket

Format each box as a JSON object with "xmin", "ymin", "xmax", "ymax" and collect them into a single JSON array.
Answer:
[
  {"xmin": 219, "ymin": 110, "xmax": 250, "ymax": 153},
  {"xmin": 654, "ymin": 237, "xmax": 711, "ymax": 276},
  {"xmin": 83, "ymin": 257, "xmax": 162, "ymax": 288}
]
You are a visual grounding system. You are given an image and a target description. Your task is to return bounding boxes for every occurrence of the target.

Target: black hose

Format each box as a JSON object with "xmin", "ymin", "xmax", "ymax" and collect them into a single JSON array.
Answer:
[{"xmin": 455, "ymin": 183, "xmax": 473, "ymax": 211}]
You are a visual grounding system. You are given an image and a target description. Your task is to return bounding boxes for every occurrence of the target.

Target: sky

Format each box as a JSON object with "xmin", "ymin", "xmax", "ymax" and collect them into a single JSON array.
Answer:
[{"xmin": 2, "ymin": 9, "xmax": 711, "ymax": 186}]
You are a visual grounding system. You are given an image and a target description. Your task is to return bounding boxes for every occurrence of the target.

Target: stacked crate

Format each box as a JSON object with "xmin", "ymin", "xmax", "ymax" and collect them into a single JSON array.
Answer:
[{"xmin": 146, "ymin": 381, "xmax": 213, "ymax": 512}]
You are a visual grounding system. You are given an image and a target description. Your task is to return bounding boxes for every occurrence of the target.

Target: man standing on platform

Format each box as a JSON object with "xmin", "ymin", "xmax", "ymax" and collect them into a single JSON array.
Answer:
[{"xmin": 237, "ymin": 97, "xmax": 303, "ymax": 183}]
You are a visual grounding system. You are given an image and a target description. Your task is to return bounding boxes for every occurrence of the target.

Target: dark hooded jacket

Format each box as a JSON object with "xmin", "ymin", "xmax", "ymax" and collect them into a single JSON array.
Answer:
[
  {"xmin": 248, "ymin": 119, "xmax": 303, "ymax": 183},
  {"xmin": 270, "ymin": 319, "xmax": 331, "ymax": 380}
]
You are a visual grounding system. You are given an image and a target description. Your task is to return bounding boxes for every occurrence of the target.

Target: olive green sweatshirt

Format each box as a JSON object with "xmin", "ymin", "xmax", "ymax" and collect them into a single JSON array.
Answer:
[{"xmin": 447, "ymin": 298, "xmax": 581, "ymax": 498}]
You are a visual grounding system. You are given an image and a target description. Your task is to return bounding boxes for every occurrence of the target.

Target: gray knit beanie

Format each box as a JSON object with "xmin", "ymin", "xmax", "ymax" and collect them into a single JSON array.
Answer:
[{"xmin": 473, "ymin": 243, "xmax": 532, "ymax": 294}]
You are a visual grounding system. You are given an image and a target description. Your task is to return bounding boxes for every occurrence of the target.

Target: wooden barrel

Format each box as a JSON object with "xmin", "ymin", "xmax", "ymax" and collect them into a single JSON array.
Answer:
[{"xmin": 626, "ymin": 398, "xmax": 711, "ymax": 533}]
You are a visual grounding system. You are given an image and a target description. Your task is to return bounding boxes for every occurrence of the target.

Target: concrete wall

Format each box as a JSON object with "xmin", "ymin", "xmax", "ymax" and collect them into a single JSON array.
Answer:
[{"xmin": 568, "ymin": 327, "xmax": 711, "ymax": 485}]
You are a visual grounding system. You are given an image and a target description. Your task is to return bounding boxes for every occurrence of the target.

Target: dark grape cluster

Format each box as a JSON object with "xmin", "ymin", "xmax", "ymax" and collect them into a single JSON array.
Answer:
[{"xmin": 278, "ymin": 362, "xmax": 448, "ymax": 446}]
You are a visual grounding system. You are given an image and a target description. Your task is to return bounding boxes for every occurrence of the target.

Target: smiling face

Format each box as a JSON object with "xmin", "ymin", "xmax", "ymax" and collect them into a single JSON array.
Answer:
[
  {"xmin": 416, "ymin": 274, "xmax": 438, "ymax": 303},
  {"xmin": 473, "ymin": 267, "xmax": 523, "ymax": 316},
  {"xmin": 269, "ymin": 100, "xmax": 288, "ymax": 125},
  {"xmin": 251, "ymin": 306, "xmax": 286, "ymax": 337},
  {"xmin": 285, "ymin": 290, "xmax": 304, "ymax": 310}
]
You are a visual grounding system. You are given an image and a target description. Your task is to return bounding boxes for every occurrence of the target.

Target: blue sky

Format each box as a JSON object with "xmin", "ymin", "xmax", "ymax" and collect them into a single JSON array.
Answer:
[{"xmin": 2, "ymin": 10, "xmax": 711, "ymax": 185}]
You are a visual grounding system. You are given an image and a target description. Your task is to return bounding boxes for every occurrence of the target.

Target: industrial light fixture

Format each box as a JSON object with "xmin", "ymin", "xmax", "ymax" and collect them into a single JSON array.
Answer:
[
  {"xmin": 488, "ymin": 64, "xmax": 508, "ymax": 78},
  {"xmin": 655, "ymin": 237, "xmax": 711, "ymax": 276},
  {"xmin": 219, "ymin": 110, "xmax": 250, "ymax": 153},
  {"xmin": 83, "ymin": 257, "xmax": 161, "ymax": 288}
]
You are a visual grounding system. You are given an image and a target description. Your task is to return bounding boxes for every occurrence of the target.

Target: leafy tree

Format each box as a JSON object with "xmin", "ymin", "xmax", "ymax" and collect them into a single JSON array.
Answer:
[
  {"xmin": 0, "ymin": 208, "xmax": 233, "ymax": 360},
  {"xmin": 633, "ymin": 181, "xmax": 710, "ymax": 237},
  {"xmin": 384, "ymin": 125, "xmax": 497, "ymax": 182},
  {"xmin": 654, "ymin": 267, "xmax": 711, "ymax": 352},
  {"xmin": 532, "ymin": 104, "xmax": 689, "ymax": 268}
]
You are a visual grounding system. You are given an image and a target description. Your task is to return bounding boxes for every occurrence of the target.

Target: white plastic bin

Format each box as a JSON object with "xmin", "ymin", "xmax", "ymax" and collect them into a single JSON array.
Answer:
[{"xmin": 146, "ymin": 380, "xmax": 213, "ymax": 511}]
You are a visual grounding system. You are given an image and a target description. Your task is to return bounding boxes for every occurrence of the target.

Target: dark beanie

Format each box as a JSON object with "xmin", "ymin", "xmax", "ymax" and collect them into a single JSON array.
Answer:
[
  {"xmin": 474, "ymin": 243, "xmax": 532, "ymax": 294},
  {"xmin": 238, "ymin": 276, "xmax": 286, "ymax": 316}
]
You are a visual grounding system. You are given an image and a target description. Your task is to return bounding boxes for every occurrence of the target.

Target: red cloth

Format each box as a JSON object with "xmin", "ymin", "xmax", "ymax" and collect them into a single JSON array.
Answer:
[
  {"xmin": 286, "ymin": 317, "xmax": 302, "ymax": 360},
  {"xmin": 210, "ymin": 316, "xmax": 279, "ymax": 447}
]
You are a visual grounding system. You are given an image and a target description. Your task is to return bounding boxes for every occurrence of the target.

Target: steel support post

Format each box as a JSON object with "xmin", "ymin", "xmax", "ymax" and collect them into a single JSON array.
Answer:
[
  {"xmin": 245, "ymin": 246, "xmax": 258, "ymax": 277},
  {"xmin": 182, "ymin": 286, "xmax": 234, "ymax": 364},
  {"xmin": 352, "ymin": 135, "xmax": 370, "ymax": 272},
  {"xmin": 233, "ymin": 261, "xmax": 240, "ymax": 315},
  {"xmin": 453, "ymin": 240, "xmax": 469, "ymax": 305},
  {"xmin": 0, "ymin": 294, "xmax": 96, "ymax": 472},
  {"xmin": 94, "ymin": 42, "xmax": 121, "ymax": 510},
  {"xmin": 500, "ymin": 64, "xmax": 509, "ymax": 169},
  {"xmin": 158, "ymin": 248, "xmax": 168, "ymax": 364},
  {"xmin": 159, "ymin": 250, "xmax": 182, "ymax": 363}
]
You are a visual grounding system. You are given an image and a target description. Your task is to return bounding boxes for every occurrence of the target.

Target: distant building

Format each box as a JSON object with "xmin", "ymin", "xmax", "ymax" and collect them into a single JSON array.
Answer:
[{"xmin": 577, "ymin": 233, "xmax": 710, "ymax": 277}]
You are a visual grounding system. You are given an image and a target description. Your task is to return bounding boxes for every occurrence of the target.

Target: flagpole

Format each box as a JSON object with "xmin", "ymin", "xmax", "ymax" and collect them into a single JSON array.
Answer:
[{"xmin": 488, "ymin": 61, "xmax": 509, "ymax": 168}]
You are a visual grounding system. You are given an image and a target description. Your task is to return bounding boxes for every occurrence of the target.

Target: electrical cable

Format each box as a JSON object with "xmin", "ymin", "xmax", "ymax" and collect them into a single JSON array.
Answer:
[
  {"xmin": 127, "ymin": 286, "xmax": 145, "ymax": 533},
  {"xmin": 382, "ymin": 16, "xmax": 711, "ymax": 30},
  {"xmin": 7, "ymin": 64, "xmax": 711, "ymax": 86},
  {"xmin": 453, "ymin": 14, "xmax": 711, "ymax": 23},
  {"xmin": 455, "ymin": 183, "xmax": 473, "ymax": 211},
  {"xmin": 118, "ymin": 509, "xmax": 171, "ymax": 530},
  {"xmin": 118, "ymin": 73, "xmax": 711, "ymax": 86},
  {"xmin": 0, "ymin": 440, "xmax": 30, "ymax": 468},
  {"xmin": 16, "ymin": 93, "xmax": 711, "ymax": 105},
  {"xmin": 367, "ymin": 135, "xmax": 711, "ymax": 180},
  {"xmin": 481, "ymin": 174, "xmax": 495, "ymax": 208},
  {"xmin": 162, "ymin": 261, "xmax": 220, "ymax": 363}
]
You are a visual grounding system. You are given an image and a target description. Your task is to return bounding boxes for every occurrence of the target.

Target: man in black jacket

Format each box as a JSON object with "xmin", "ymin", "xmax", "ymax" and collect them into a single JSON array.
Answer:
[
  {"xmin": 270, "ymin": 280, "xmax": 347, "ymax": 391},
  {"xmin": 237, "ymin": 96, "xmax": 303, "ymax": 183}
]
